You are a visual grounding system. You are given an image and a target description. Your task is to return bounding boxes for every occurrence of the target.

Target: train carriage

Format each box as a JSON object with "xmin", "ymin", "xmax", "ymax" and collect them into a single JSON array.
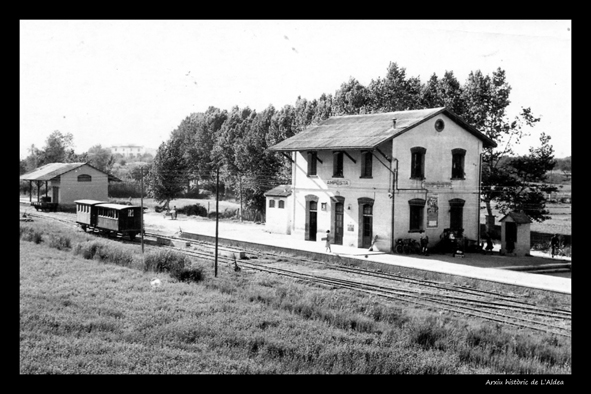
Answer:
[
  {"xmin": 75, "ymin": 200, "xmax": 143, "ymax": 240},
  {"xmin": 75, "ymin": 199, "xmax": 106, "ymax": 230}
]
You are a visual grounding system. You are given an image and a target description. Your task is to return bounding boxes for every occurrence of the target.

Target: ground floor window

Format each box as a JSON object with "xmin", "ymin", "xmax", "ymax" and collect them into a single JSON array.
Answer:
[
  {"xmin": 449, "ymin": 198, "xmax": 465, "ymax": 230},
  {"xmin": 408, "ymin": 198, "xmax": 426, "ymax": 232}
]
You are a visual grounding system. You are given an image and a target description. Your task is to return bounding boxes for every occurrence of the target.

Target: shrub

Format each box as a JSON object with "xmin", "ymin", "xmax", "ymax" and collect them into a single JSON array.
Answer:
[
  {"xmin": 178, "ymin": 204, "xmax": 207, "ymax": 217},
  {"xmin": 108, "ymin": 181, "xmax": 145, "ymax": 198},
  {"xmin": 73, "ymin": 240, "xmax": 134, "ymax": 267},
  {"xmin": 143, "ymin": 249, "xmax": 191, "ymax": 277},
  {"xmin": 48, "ymin": 235, "xmax": 72, "ymax": 250},
  {"xmin": 173, "ymin": 267, "xmax": 205, "ymax": 283},
  {"xmin": 20, "ymin": 225, "xmax": 43, "ymax": 244}
]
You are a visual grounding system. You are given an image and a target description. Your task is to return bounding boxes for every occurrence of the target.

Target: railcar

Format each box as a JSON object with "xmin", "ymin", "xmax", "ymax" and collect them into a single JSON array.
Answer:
[{"xmin": 75, "ymin": 200, "xmax": 143, "ymax": 240}]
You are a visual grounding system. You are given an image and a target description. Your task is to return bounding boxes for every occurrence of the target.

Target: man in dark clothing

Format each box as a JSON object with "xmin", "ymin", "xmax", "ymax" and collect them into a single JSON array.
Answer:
[
  {"xmin": 419, "ymin": 230, "xmax": 429, "ymax": 256},
  {"xmin": 484, "ymin": 231, "xmax": 494, "ymax": 255},
  {"xmin": 551, "ymin": 234, "xmax": 560, "ymax": 258}
]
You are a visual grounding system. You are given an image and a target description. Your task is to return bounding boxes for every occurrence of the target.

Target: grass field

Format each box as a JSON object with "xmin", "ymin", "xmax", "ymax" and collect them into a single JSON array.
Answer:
[{"xmin": 20, "ymin": 217, "xmax": 571, "ymax": 374}]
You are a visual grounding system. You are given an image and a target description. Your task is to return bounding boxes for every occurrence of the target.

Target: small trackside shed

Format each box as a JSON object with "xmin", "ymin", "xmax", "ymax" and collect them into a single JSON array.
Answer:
[
  {"xmin": 20, "ymin": 162, "xmax": 121, "ymax": 206},
  {"xmin": 264, "ymin": 185, "xmax": 292, "ymax": 234},
  {"xmin": 499, "ymin": 211, "xmax": 532, "ymax": 256}
]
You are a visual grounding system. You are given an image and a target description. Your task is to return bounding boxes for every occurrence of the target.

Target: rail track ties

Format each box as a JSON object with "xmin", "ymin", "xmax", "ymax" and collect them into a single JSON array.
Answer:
[{"xmin": 23, "ymin": 211, "xmax": 571, "ymax": 338}]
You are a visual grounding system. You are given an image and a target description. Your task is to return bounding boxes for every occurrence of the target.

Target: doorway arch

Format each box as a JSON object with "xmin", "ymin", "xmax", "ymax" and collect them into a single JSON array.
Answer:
[{"xmin": 358, "ymin": 197, "xmax": 374, "ymax": 248}]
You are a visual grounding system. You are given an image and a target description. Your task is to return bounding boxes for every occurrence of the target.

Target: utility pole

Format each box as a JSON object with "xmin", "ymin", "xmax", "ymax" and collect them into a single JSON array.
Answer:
[
  {"xmin": 239, "ymin": 175, "xmax": 243, "ymax": 222},
  {"xmin": 140, "ymin": 166, "xmax": 144, "ymax": 255},
  {"xmin": 214, "ymin": 167, "xmax": 219, "ymax": 277}
]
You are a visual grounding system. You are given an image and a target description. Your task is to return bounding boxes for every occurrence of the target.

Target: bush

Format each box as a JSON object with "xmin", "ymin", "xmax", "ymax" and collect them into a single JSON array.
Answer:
[
  {"xmin": 108, "ymin": 181, "xmax": 145, "ymax": 198},
  {"xmin": 20, "ymin": 225, "xmax": 43, "ymax": 244},
  {"xmin": 178, "ymin": 204, "xmax": 207, "ymax": 217},
  {"xmin": 48, "ymin": 235, "xmax": 72, "ymax": 250},
  {"xmin": 174, "ymin": 267, "xmax": 205, "ymax": 283},
  {"xmin": 143, "ymin": 249, "xmax": 190, "ymax": 276},
  {"xmin": 73, "ymin": 240, "xmax": 134, "ymax": 267}
]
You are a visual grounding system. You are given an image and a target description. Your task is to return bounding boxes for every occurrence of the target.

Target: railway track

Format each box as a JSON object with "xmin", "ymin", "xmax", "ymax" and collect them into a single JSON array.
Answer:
[
  {"xmin": 153, "ymin": 233, "xmax": 571, "ymax": 338},
  {"xmin": 22, "ymin": 209, "xmax": 572, "ymax": 338}
]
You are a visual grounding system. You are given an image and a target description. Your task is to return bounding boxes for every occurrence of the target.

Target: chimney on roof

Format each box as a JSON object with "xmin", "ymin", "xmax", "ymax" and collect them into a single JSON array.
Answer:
[{"xmin": 392, "ymin": 118, "xmax": 397, "ymax": 128}]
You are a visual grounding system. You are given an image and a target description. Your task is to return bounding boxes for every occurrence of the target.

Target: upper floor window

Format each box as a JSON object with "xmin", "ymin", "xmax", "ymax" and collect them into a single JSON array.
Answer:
[
  {"xmin": 77, "ymin": 174, "xmax": 92, "ymax": 182},
  {"xmin": 360, "ymin": 151, "xmax": 373, "ymax": 178},
  {"xmin": 269, "ymin": 200, "xmax": 275, "ymax": 208},
  {"xmin": 307, "ymin": 151, "xmax": 317, "ymax": 176},
  {"xmin": 410, "ymin": 147, "xmax": 426, "ymax": 180},
  {"xmin": 451, "ymin": 148, "xmax": 466, "ymax": 180},
  {"xmin": 278, "ymin": 200, "xmax": 285, "ymax": 209},
  {"xmin": 333, "ymin": 151, "xmax": 344, "ymax": 178}
]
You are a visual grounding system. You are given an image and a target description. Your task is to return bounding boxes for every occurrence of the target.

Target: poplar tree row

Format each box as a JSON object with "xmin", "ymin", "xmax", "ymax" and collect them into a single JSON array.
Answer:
[{"xmin": 148, "ymin": 62, "xmax": 559, "ymax": 223}]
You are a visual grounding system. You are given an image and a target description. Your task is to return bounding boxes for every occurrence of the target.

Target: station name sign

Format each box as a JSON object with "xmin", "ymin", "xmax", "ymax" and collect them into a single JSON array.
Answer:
[
  {"xmin": 423, "ymin": 181, "xmax": 451, "ymax": 189},
  {"xmin": 327, "ymin": 179, "xmax": 351, "ymax": 187}
]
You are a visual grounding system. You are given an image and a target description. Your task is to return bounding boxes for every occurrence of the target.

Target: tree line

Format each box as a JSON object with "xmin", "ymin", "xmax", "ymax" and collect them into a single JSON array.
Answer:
[
  {"xmin": 149, "ymin": 62, "xmax": 560, "ymax": 226},
  {"xmin": 21, "ymin": 62, "xmax": 563, "ymax": 226}
]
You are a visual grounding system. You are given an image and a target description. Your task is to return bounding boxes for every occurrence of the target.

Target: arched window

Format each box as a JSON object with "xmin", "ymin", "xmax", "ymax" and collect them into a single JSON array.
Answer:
[
  {"xmin": 410, "ymin": 147, "xmax": 426, "ymax": 180},
  {"xmin": 451, "ymin": 148, "xmax": 466, "ymax": 179},
  {"xmin": 360, "ymin": 151, "xmax": 373, "ymax": 178},
  {"xmin": 333, "ymin": 151, "xmax": 344, "ymax": 177},
  {"xmin": 77, "ymin": 174, "xmax": 92, "ymax": 182},
  {"xmin": 307, "ymin": 151, "xmax": 317, "ymax": 176},
  {"xmin": 269, "ymin": 200, "xmax": 275, "ymax": 208},
  {"xmin": 449, "ymin": 198, "xmax": 465, "ymax": 230},
  {"xmin": 278, "ymin": 200, "xmax": 285, "ymax": 209},
  {"xmin": 408, "ymin": 198, "xmax": 426, "ymax": 232}
]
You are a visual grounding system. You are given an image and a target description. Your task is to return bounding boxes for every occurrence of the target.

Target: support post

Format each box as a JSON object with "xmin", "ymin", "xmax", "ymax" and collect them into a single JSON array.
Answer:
[
  {"xmin": 141, "ymin": 166, "xmax": 144, "ymax": 256},
  {"xmin": 215, "ymin": 167, "xmax": 219, "ymax": 277},
  {"xmin": 239, "ymin": 175, "xmax": 243, "ymax": 222}
]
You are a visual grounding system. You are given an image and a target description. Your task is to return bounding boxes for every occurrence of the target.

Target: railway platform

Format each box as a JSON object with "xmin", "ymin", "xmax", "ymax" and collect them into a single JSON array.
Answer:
[{"xmin": 143, "ymin": 212, "xmax": 571, "ymax": 295}]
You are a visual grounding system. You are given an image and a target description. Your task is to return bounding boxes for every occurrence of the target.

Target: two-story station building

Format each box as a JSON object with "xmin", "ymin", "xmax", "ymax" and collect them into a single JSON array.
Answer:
[{"xmin": 266, "ymin": 107, "xmax": 496, "ymax": 253}]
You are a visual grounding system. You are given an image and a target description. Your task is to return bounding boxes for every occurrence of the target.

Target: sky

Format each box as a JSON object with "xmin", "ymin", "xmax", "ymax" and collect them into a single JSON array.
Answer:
[{"xmin": 20, "ymin": 20, "xmax": 572, "ymax": 160}]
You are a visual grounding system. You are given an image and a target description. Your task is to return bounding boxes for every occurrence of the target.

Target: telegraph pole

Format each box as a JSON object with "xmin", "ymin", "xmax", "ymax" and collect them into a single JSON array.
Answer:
[
  {"xmin": 140, "ymin": 166, "xmax": 144, "ymax": 255},
  {"xmin": 214, "ymin": 167, "xmax": 219, "ymax": 277}
]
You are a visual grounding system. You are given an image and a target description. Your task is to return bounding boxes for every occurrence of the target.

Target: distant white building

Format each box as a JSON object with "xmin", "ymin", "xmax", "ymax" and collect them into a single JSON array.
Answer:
[{"xmin": 110, "ymin": 144, "xmax": 146, "ymax": 157}]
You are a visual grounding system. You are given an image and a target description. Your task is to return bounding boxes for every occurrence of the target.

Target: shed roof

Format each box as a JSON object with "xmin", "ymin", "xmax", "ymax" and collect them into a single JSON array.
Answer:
[
  {"xmin": 74, "ymin": 199, "xmax": 108, "ymax": 206},
  {"xmin": 264, "ymin": 185, "xmax": 292, "ymax": 197},
  {"xmin": 499, "ymin": 211, "xmax": 532, "ymax": 224},
  {"xmin": 96, "ymin": 203, "xmax": 141, "ymax": 210},
  {"xmin": 20, "ymin": 162, "xmax": 121, "ymax": 182},
  {"xmin": 268, "ymin": 107, "xmax": 497, "ymax": 152}
]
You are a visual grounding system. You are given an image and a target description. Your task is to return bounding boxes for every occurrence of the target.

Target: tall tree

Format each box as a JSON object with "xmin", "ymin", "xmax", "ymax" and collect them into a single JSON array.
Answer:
[
  {"xmin": 86, "ymin": 145, "xmax": 114, "ymax": 172},
  {"xmin": 461, "ymin": 68, "xmax": 550, "ymax": 228},
  {"xmin": 504, "ymin": 133, "xmax": 558, "ymax": 221},
  {"xmin": 146, "ymin": 139, "xmax": 189, "ymax": 210},
  {"xmin": 332, "ymin": 78, "xmax": 369, "ymax": 115},
  {"xmin": 43, "ymin": 130, "xmax": 75, "ymax": 163}
]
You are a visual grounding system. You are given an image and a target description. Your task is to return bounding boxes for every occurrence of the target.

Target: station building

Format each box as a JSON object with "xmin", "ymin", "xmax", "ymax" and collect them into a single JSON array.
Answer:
[{"xmin": 266, "ymin": 107, "xmax": 496, "ymax": 252}]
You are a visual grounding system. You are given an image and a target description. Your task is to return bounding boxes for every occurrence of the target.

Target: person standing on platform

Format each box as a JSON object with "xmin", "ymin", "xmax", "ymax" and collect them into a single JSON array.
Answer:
[
  {"xmin": 419, "ymin": 230, "xmax": 429, "ymax": 256},
  {"xmin": 323, "ymin": 230, "xmax": 332, "ymax": 253}
]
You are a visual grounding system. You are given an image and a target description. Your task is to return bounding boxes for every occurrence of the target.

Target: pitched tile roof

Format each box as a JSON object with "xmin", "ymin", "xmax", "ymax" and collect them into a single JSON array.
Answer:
[
  {"xmin": 499, "ymin": 211, "xmax": 532, "ymax": 224},
  {"xmin": 268, "ymin": 107, "xmax": 496, "ymax": 151},
  {"xmin": 20, "ymin": 162, "xmax": 121, "ymax": 182},
  {"xmin": 264, "ymin": 185, "xmax": 292, "ymax": 197}
]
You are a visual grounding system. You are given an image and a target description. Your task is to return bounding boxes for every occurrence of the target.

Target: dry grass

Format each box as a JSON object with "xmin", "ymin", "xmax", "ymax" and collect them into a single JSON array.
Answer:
[{"xmin": 20, "ymin": 218, "xmax": 571, "ymax": 374}]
